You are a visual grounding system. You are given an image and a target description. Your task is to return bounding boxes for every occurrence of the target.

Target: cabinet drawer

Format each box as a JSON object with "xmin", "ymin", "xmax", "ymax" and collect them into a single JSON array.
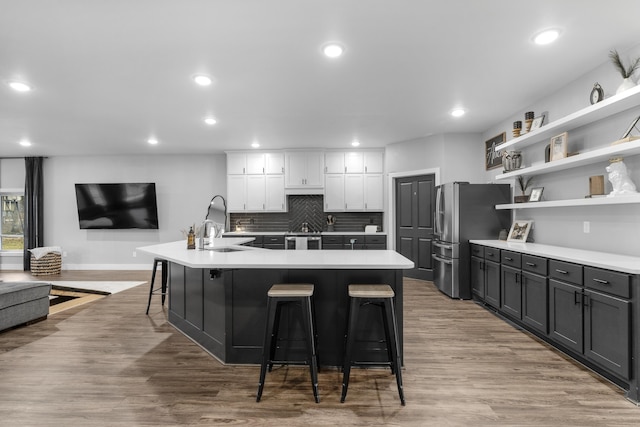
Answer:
[
  {"xmin": 501, "ymin": 251, "xmax": 521, "ymax": 268},
  {"xmin": 522, "ymin": 255, "xmax": 547, "ymax": 276},
  {"xmin": 263, "ymin": 235, "xmax": 284, "ymax": 245},
  {"xmin": 484, "ymin": 247, "xmax": 500, "ymax": 261},
  {"xmin": 364, "ymin": 235, "xmax": 386, "ymax": 245},
  {"xmin": 584, "ymin": 267, "xmax": 630, "ymax": 299},
  {"xmin": 470, "ymin": 244, "xmax": 484, "ymax": 258},
  {"xmin": 549, "ymin": 260, "xmax": 583, "ymax": 286},
  {"xmin": 322, "ymin": 236, "xmax": 343, "ymax": 245}
]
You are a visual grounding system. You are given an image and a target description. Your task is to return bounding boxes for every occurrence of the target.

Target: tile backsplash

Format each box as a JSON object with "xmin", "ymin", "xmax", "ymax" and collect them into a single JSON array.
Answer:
[{"xmin": 230, "ymin": 195, "xmax": 383, "ymax": 233}]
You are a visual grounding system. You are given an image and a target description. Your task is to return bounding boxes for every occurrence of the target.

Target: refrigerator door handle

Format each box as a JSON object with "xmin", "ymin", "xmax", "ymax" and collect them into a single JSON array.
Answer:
[
  {"xmin": 434, "ymin": 185, "xmax": 442, "ymax": 238},
  {"xmin": 432, "ymin": 253, "xmax": 453, "ymax": 265},
  {"xmin": 432, "ymin": 241, "xmax": 453, "ymax": 250}
]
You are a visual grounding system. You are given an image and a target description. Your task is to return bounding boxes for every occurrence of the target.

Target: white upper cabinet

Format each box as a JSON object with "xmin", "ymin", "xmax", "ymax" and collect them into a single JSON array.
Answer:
[
  {"xmin": 364, "ymin": 151, "xmax": 384, "ymax": 173},
  {"xmin": 285, "ymin": 151, "xmax": 324, "ymax": 188},
  {"xmin": 325, "ymin": 152, "xmax": 345, "ymax": 174},
  {"xmin": 344, "ymin": 174, "xmax": 365, "ymax": 210},
  {"xmin": 227, "ymin": 153, "xmax": 247, "ymax": 175},
  {"xmin": 364, "ymin": 174, "xmax": 384, "ymax": 211},
  {"xmin": 345, "ymin": 152, "xmax": 364, "ymax": 173},
  {"xmin": 265, "ymin": 152, "xmax": 285, "ymax": 175},
  {"xmin": 246, "ymin": 153, "xmax": 266, "ymax": 174},
  {"xmin": 324, "ymin": 174, "xmax": 345, "ymax": 211}
]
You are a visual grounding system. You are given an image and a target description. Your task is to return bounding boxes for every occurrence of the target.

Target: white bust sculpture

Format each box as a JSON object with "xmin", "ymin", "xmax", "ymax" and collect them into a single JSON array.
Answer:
[{"xmin": 606, "ymin": 158, "xmax": 638, "ymax": 197}]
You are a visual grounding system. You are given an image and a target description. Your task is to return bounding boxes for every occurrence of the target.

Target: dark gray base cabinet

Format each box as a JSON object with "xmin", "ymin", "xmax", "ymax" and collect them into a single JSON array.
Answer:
[{"xmin": 471, "ymin": 243, "xmax": 636, "ymax": 402}]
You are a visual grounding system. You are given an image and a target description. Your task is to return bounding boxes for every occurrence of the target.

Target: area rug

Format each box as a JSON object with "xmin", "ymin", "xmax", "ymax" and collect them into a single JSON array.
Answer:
[{"xmin": 47, "ymin": 281, "xmax": 146, "ymax": 314}]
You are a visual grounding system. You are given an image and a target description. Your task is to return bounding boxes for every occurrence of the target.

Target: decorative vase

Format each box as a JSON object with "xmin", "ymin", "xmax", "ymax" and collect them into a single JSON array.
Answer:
[
  {"xmin": 502, "ymin": 150, "xmax": 522, "ymax": 172},
  {"xmin": 616, "ymin": 78, "xmax": 636, "ymax": 95}
]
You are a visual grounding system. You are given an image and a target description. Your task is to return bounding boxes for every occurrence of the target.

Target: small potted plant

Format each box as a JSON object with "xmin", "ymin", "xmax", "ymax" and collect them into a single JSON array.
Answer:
[
  {"xmin": 609, "ymin": 49, "xmax": 640, "ymax": 94},
  {"xmin": 515, "ymin": 176, "xmax": 533, "ymax": 203}
]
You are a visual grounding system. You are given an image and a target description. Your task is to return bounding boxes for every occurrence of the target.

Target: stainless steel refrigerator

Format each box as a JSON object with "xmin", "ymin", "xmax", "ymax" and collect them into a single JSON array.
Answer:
[{"xmin": 432, "ymin": 182, "xmax": 511, "ymax": 299}]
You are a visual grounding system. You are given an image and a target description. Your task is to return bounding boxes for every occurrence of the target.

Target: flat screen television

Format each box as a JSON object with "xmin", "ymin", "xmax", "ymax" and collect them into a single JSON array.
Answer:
[{"xmin": 75, "ymin": 183, "xmax": 159, "ymax": 229}]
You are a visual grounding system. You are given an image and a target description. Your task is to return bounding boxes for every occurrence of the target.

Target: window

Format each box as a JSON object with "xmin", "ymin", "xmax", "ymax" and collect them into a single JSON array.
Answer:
[{"xmin": 1, "ymin": 193, "xmax": 24, "ymax": 251}]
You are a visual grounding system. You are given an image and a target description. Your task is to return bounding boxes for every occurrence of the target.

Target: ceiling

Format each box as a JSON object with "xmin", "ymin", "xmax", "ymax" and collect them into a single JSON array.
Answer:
[{"xmin": 1, "ymin": 0, "xmax": 640, "ymax": 157}]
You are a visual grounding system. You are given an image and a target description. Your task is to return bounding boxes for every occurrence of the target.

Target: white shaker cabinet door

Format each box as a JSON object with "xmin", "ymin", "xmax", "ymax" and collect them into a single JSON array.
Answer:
[
  {"xmin": 324, "ymin": 174, "xmax": 345, "ymax": 211},
  {"xmin": 265, "ymin": 175, "xmax": 285, "ymax": 211},
  {"xmin": 246, "ymin": 175, "xmax": 266, "ymax": 211},
  {"xmin": 227, "ymin": 175, "xmax": 247, "ymax": 211},
  {"xmin": 344, "ymin": 174, "xmax": 364, "ymax": 211},
  {"xmin": 364, "ymin": 174, "xmax": 384, "ymax": 211}
]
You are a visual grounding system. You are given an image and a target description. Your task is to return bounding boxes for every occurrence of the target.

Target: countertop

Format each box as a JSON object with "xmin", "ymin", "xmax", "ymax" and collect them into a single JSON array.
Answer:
[
  {"xmin": 470, "ymin": 240, "xmax": 640, "ymax": 274},
  {"xmin": 138, "ymin": 239, "xmax": 413, "ymax": 270},
  {"xmin": 223, "ymin": 231, "xmax": 387, "ymax": 236}
]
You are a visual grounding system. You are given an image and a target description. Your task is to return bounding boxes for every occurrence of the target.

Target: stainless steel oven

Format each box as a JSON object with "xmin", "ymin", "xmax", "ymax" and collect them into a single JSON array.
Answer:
[{"xmin": 285, "ymin": 234, "xmax": 322, "ymax": 250}]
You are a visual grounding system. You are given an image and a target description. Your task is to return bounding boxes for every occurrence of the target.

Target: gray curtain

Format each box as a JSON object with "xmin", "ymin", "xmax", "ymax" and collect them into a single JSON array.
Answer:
[{"xmin": 23, "ymin": 157, "xmax": 44, "ymax": 270}]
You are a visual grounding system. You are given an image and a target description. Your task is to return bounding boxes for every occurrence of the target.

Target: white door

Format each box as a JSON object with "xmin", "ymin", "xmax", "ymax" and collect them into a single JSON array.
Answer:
[
  {"xmin": 345, "ymin": 152, "xmax": 364, "ymax": 173},
  {"xmin": 364, "ymin": 151, "xmax": 384, "ymax": 174},
  {"xmin": 227, "ymin": 175, "xmax": 247, "ymax": 211},
  {"xmin": 364, "ymin": 174, "xmax": 384, "ymax": 211},
  {"xmin": 344, "ymin": 174, "xmax": 364, "ymax": 211},
  {"xmin": 246, "ymin": 175, "xmax": 266, "ymax": 211},
  {"xmin": 265, "ymin": 175, "xmax": 285, "ymax": 211},
  {"xmin": 324, "ymin": 174, "xmax": 345, "ymax": 211},
  {"xmin": 227, "ymin": 153, "xmax": 247, "ymax": 175},
  {"xmin": 325, "ymin": 152, "xmax": 345, "ymax": 174}
]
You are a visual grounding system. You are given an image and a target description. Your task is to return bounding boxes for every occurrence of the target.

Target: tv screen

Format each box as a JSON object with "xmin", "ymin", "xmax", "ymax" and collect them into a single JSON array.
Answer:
[{"xmin": 75, "ymin": 183, "xmax": 159, "ymax": 229}]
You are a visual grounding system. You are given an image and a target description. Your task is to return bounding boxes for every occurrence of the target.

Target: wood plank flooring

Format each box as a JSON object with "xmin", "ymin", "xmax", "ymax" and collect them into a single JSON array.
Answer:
[{"xmin": 0, "ymin": 270, "xmax": 639, "ymax": 426}]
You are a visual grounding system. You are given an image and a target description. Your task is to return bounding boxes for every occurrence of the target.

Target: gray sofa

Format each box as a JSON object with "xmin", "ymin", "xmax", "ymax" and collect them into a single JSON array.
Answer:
[{"xmin": 0, "ymin": 282, "xmax": 51, "ymax": 332}]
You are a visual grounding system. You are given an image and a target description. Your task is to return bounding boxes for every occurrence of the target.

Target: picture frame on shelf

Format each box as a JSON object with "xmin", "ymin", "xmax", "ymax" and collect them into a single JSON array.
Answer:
[
  {"xmin": 485, "ymin": 132, "xmax": 505, "ymax": 170},
  {"xmin": 620, "ymin": 115, "xmax": 640, "ymax": 139},
  {"xmin": 507, "ymin": 220, "xmax": 533, "ymax": 242},
  {"xmin": 530, "ymin": 115, "xmax": 545, "ymax": 131},
  {"xmin": 550, "ymin": 132, "xmax": 568, "ymax": 161},
  {"xmin": 529, "ymin": 187, "xmax": 544, "ymax": 202}
]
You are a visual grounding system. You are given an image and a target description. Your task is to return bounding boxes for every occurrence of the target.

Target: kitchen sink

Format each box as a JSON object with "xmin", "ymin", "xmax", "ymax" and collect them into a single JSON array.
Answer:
[{"xmin": 207, "ymin": 247, "xmax": 245, "ymax": 252}]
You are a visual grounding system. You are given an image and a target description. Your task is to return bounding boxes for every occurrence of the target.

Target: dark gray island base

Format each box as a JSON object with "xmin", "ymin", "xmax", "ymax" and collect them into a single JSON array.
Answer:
[{"xmin": 168, "ymin": 264, "xmax": 404, "ymax": 366}]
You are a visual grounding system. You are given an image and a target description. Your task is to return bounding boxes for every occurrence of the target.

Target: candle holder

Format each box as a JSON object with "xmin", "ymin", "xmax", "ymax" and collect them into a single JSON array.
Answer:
[
  {"xmin": 513, "ymin": 121, "xmax": 522, "ymax": 138},
  {"xmin": 524, "ymin": 111, "xmax": 534, "ymax": 133}
]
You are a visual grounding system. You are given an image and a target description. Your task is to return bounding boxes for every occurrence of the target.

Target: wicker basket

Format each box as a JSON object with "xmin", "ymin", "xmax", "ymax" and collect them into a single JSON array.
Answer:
[{"xmin": 30, "ymin": 252, "xmax": 62, "ymax": 276}]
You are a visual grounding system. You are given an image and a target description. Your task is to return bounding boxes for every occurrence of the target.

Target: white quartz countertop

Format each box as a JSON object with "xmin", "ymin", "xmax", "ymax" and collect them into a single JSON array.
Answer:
[
  {"xmin": 138, "ymin": 239, "xmax": 413, "ymax": 269},
  {"xmin": 223, "ymin": 231, "xmax": 387, "ymax": 236},
  {"xmin": 470, "ymin": 240, "xmax": 640, "ymax": 274}
]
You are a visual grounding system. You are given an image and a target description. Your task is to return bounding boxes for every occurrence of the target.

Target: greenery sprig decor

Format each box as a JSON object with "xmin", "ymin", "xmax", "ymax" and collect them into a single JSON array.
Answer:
[
  {"xmin": 609, "ymin": 49, "xmax": 640, "ymax": 79},
  {"xmin": 517, "ymin": 175, "xmax": 533, "ymax": 195}
]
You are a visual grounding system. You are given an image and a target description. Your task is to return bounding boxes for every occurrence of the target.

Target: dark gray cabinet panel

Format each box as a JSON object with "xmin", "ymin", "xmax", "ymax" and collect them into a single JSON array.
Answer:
[
  {"xmin": 584, "ymin": 289, "xmax": 630, "ymax": 379},
  {"xmin": 484, "ymin": 260, "xmax": 501, "ymax": 309},
  {"xmin": 501, "ymin": 265, "xmax": 522, "ymax": 319},
  {"xmin": 522, "ymin": 271, "xmax": 548, "ymax": 334},
  {"xmin": 549, "ymin": 279, "xmax": 583, "ymax": 353},
  {"xmin": 470, "ymin": 256, "xmax": 485, "ymax": 299}
]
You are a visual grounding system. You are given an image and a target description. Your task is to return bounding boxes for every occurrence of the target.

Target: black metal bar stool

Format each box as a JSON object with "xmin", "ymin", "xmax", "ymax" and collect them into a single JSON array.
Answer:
[
  {"xmin": 145, "ymin": 257, "xmax": 168, "ymax": 315},
  {"xmin": 341, "ymin": 284, "xmax": 405, "ymax": 405},
  {"xmin": 256, "ymin": 283, "xmax": 320, "ymax": 403}
]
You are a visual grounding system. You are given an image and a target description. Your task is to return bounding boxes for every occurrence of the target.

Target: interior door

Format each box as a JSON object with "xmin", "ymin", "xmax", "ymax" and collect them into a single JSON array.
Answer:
[{"xmin": 395, "ymin": 174, "xmax": 435, "ymax": 280}]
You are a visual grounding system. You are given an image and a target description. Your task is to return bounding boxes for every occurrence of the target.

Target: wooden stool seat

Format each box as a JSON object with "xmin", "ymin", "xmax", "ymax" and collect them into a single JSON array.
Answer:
[
  {"xmin": 145, "ymin": 258, "xmax": 168, "ymax": 315},
  {"xmin": 348, "ymin": 284, "xmax": 395, "ymax": 298},
  {"xmin": 341, "ymin": 283, "xmax": 405, "ymax": 405},
  {"xmin": 257, "ymin": 283, "xmax": 319, "ymax": 403},
  {"xmin": 268, "ymin": 284, "xmax": 314, "ymax": 297}
]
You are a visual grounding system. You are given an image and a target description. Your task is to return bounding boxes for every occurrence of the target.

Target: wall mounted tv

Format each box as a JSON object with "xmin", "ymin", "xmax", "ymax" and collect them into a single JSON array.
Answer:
[{"xmin": 75, "ymin": 183, "xmax": 159, "ymax": 230}]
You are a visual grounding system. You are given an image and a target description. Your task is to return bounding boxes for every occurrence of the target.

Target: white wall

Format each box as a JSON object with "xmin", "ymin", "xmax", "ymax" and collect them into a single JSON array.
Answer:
[
  {"xmin": 0, "ymin": 158, "xmax": 25, "ymax": 188},
  {"xmin": 0, "ymin": 154, "xmax": 227, "ymax": 270},
  {"xmin": 481, "ymin": 44, "xmax": 640, "ymax": 256}
]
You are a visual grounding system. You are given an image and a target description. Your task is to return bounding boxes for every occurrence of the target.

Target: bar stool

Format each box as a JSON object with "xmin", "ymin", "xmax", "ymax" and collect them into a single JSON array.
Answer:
[
  {"xmin": 256, "ymin": 283, "xmax": 319, "ymax": 403},
  {"xmin": 341, "ymin": 284, "xmax": 405, "ymax": 405},
  {"xmin": 145, "ymin": 258, "xmax": 168, "ymax": 315}
]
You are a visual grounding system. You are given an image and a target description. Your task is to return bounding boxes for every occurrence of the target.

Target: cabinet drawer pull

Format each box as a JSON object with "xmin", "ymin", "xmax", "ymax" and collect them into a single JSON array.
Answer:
[
  {"xmin": 555, "ymin": 269, "xmax": 568, "ymax": 274},
  {"xmin": 592, "ymin": 278, "xmax": 609, "ymax": 285},
  {"xmin": 525, "ymin": 262, "xmax": 536, "ymax": 267},
  {"xmin": 487, "ymin": 253, "xmax": 495, "ymax": 257},
  {"xmin": 505, "ymin": 256, "xmax": 513, "ymax": 261}
]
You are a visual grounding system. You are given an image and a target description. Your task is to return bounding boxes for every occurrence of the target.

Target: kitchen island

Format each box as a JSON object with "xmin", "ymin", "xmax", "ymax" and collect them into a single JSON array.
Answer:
[{"xmin": 138, "ymin": 240, "xmax": 414, "ymax": 366}]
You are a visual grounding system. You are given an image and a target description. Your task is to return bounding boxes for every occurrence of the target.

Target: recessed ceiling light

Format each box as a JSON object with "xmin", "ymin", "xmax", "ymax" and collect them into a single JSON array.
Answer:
[
  {"xmin": 323, "ymin": 43, "xmax": 344, "ymax": 58},
  {"xmin": 193, "ymin": 74, "xmax": 212, "ymax": 86},
  {"xmin": 533, "ymin": 29, "xmax": 560, "ymax": 45},
  {"xmin": 204, "ymin": 117, "xmax": 217, "ymax": 125},
  {"xmin": 8, "ymin": 81, "xmax": 32, "ymax": 92},
  {"xmin": 351, "ymin": 140, "xmax": 360, "ymax": 147},
  {"xmin": 147, "ymin": 138, "xmax": 159, "ymax": 145},
  {"xmin": 251, "ymin": 141, "xmax": 260, "ymax": 148},
  {"xmin": 19, "ymin": 139, "xmax": 32, "ymax": 147},
  {"xmin": 450, "ymin": 108, "xmax": 466, "ymax": 117}
]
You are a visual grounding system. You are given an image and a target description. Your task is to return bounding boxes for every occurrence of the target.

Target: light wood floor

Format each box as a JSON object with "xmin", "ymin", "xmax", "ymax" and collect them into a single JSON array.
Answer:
[{"xmin": 0, "ymin": 270, "xmax": 639, "ymax": 426}]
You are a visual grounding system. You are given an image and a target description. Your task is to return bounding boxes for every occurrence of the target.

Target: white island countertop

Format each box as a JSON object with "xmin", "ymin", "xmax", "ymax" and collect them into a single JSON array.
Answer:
[
  {"xmin": 470, "ymin": 240, "xmax": 640, "ymax": 274},
  {"xmin": 138, "ymin": 239, "xmax": 414, "ymax": 270}
]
